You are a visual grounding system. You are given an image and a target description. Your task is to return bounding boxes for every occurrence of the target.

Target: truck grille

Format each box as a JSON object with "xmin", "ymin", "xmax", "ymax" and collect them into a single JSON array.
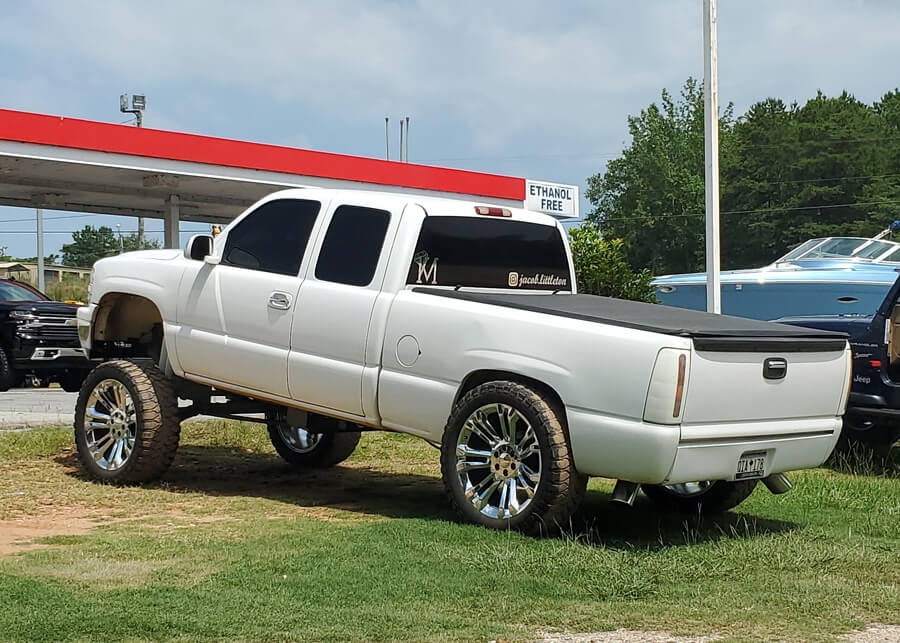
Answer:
[{"xmin": 17, "ymin": 315, "xmax": 79, "ymax": 343}]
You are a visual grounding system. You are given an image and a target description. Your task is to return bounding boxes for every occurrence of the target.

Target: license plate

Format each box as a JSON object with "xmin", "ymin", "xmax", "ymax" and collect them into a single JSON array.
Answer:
[{"xmin": 735, "ymin": 451, "xmax": 767, "ymax": 480}]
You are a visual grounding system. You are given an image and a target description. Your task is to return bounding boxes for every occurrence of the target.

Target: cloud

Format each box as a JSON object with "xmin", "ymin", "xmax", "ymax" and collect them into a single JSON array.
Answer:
[{"xmin": 2, "ymin": 0, "xmax": 900, "ymax": 257}]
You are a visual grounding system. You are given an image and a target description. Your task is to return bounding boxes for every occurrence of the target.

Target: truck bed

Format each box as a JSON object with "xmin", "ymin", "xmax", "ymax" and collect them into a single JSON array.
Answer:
[{"xmin": 414, "ymin": 289, "xmax": 848, "ymax": 351}]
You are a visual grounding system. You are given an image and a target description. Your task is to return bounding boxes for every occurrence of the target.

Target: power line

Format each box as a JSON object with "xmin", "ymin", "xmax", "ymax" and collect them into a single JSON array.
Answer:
[
  {"xmin": 0, "ymin": 213, "xmax": 96, "ymax": 224},
  {"xmin": 596, "ymin": 198, "xmax": 900, "ymax": 224},
  {"xmin": 0, "ymin": 229, "xmax": 202, "ymax": 234}
]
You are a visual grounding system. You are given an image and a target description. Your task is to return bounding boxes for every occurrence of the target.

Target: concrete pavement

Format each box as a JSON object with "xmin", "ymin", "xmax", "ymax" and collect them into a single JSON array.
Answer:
[{"xmin": 0, "ymin": 388, "xmax": 77, "ymax": 430}]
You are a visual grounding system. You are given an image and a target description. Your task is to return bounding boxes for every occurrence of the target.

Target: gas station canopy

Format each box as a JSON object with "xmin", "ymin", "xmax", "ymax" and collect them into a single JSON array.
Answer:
[{"xmin": 0, "ymin": 108, "xmax": 577, "ymax": 248}]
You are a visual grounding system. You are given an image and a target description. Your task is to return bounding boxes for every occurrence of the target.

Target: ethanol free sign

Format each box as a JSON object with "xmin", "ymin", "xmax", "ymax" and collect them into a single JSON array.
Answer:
[{"xmin": 525, "ymin": 180, "xmax": 579, "ymax": 218}]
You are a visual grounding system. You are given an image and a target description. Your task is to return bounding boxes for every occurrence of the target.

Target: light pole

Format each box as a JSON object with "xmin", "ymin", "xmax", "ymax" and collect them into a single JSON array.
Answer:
[
  {"xmin": 36, "ymin": 208, "xmax": 44, "ymax": 292},
  {"xmin": 702, "ymin": 0, "xmax": 721, "ymax": 314},
  {"xmin": 120, "ymin": 93, "xmax": 146, "ymax": 248}
]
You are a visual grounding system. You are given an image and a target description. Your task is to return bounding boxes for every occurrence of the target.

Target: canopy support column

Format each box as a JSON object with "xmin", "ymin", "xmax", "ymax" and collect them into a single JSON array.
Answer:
[{"xmin": 164, "ymin": 194, "xmax": 180, "ymax": 249}]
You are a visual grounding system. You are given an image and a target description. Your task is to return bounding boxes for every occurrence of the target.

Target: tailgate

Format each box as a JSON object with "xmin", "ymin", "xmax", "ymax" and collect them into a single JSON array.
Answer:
[{"xmin": 682, "ymin": 336, "xmax": 851, "ymax": 424}]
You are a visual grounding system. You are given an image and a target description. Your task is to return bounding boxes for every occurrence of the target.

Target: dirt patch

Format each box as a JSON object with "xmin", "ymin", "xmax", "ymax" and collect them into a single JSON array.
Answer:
[
  {"xmin": 840, "ymin": 624, "xmax": 900, "ymax": 642},
  {"xmin": 0, "ymin": 512, "xmax": 101, "ymax": 556},
  {"xmin": 537, "ymin": 631, "xmax": 720, "ymax": 643}
]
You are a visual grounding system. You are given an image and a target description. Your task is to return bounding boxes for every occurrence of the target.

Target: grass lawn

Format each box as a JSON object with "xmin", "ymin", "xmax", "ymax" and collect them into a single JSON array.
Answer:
[{"xmin": 0, "ymin": 422, "xmax": 898, "ymax": 642}]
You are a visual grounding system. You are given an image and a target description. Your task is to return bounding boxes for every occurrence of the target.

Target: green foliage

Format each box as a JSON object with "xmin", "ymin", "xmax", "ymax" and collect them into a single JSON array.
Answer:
[
  {"xmin": 586, "ymin": 78, "xmax": 734, "ymax": 275},
  {"xmin": 60, "ymin": 225, "xmax": 118, "ymax": 267},
  {"xmin": 588, "ymin": 80, "xmax": 900, "ymax": 274},
  {"xmin": 568, "ymin": 225, "xmax": 656, "ymax": 302},
  {"xmin": 123, "ymin": 233, "xmax": 160, "ymax": 253},
  {"xmin": 60, "ymin": 225, "xmax": 160, "ymax": 267}
]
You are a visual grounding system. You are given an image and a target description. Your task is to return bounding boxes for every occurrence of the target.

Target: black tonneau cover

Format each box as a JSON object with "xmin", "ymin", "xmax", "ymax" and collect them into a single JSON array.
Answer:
[{"xmin": 414, "ymin": 289, "xmax": 848, "ymax": 352}]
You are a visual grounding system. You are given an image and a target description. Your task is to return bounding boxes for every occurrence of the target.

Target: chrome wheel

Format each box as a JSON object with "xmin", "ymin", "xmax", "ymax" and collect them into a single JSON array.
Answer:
[
  {"xmin": 83, "ymin": 379, "xmax": 137, "ymax": 472},
  {"xmin": 277, "ymin": 425, "xmax": 322, "ymax": 454},
  {"xmin": 455, "ymin": 403, "xmax": 541, "ymax": 519},
  {"xmin": 663, "ymin": 481, "xmax": 714, "ymax": 497}
]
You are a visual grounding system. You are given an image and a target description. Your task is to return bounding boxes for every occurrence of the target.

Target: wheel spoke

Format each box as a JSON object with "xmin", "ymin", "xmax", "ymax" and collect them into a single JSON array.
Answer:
[
  {"xmin": 467, "ymin": 414, "xmax": 500, "ymax": 446},
  {"xmin": 473, "ymin": 479, "xmax": 501, "ymax": 510},
  {"xmin": 457, "ymin": 460, "xmax": 490, "ymax": 473},
  {"xmin": 498, "ymin": 478, "xmax": 510, "ymax": 514},
  {"xmin": 519, "ymin": 463, "xmax": 541, "ymax": 484},
  {"xmin": 456, "ymin": 444, "xmax": 492, "ymax": 459},
  {"xmin": 517, "ymin": 425, "xmax": 537, "ymax": 452},
  {"xmin": 86, "ymin": 407, "xmax": 110, "ymax": 422},
  {"xmin": 91, "ymin": 433, "xmax": 115, "ymax": 459},
  {"xmin": 507, "ymin": 479, "xmax": 521, "ymax": 515},
  {"xmin": 496, "ymin": 404, "xmax": 512, "ymax": 442},
  {"xmin": 517, "ymin": 473, "xmax": 536, "ymax": 499}
]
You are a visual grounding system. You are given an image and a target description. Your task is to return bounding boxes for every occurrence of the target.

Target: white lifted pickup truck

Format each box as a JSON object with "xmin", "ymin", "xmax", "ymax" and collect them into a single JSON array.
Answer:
[{"xmin": 75, "ymin": 188, "xmax": 852, "ymax": 533}]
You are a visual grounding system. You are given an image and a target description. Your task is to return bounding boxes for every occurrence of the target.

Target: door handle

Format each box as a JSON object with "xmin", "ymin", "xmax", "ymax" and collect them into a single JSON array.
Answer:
[{"xmin": 268, "ymin": 292, "xmax": 292, "ymax": 310}]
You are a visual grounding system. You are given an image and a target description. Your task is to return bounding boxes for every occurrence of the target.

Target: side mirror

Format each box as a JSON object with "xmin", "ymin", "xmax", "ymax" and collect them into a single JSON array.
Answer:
[{"xmin": 184, "ymin": 234, "xmax": 214, "ymax": 261}]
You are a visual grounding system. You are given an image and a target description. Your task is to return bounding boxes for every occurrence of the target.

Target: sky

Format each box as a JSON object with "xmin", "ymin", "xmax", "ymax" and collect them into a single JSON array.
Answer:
[{"xmin": 1, "ymin": 0, "xmax": 899, "ymax": 259}]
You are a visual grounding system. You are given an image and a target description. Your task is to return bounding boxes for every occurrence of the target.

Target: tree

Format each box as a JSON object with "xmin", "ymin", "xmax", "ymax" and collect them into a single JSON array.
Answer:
[
  {"xmin": 586, "ymin": 78, "xmax": 734, "ymax": 275},
  {"xmin": 587, "ymin": 80, "xmax": 900, "ymax": 275},
  {"xmin": 61, "ymin": 226, "xmax": 119, "ymax": 267},
  {"xmin": 122, "ymin": 234, "xmax": 160, "ymax": 252},
  {"xmin": 60, "ymin": 226, "xmax": 161, "ymax": 267},
  {"xmin": 568, "ymin": 224, "xmax": 656, "ymax": 302}
]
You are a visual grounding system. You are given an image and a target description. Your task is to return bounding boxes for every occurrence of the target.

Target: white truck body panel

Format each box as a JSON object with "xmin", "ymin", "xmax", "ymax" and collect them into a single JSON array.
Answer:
[{"xmin": 79, "ymin": 187, "xmax": 852, "ymax": 485}]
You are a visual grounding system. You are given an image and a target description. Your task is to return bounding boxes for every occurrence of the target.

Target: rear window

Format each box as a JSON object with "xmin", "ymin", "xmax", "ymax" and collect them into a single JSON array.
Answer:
[{"xmin": 406, "ymin": 216, "xmax": 571, "ymax": 290}]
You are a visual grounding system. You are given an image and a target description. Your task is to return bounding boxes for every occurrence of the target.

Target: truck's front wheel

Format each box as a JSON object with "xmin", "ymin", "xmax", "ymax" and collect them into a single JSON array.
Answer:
[
  {"xmin": 440, "ymin": 381, "xmax": 587, "ymax": 535},
  {"xmin": 267, "ymin": 413, "xmax": 361, "ymax": 468},
  {"xmin": 74, "ymin": 360, "xmax": 181, "ymax": 483},
  {"xmin": 642, "ymin": 479, "xmax": 758, "ymax": 514}
]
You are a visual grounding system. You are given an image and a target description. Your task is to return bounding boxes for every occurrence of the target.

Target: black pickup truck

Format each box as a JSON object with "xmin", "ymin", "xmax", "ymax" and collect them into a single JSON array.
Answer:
[{"xmin": 0, "ymin": 279, "xmax": 92, "ymax": 392}]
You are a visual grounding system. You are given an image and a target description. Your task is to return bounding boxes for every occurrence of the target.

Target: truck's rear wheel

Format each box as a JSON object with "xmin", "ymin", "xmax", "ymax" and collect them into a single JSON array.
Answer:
[
  {"xmin": 267, "ymin": 413, "xmax": 360, "ymax": 468},
  {"xmin": 642, "ymin": 479, "xmax": 758, "ymax": 514},
  {"xmin": 440, "ymin": 381, "xmax": 586, "ymax": 535},
  {"xmin": 74, "ymin": 360, "xmax": 180, "ymax": 483}
]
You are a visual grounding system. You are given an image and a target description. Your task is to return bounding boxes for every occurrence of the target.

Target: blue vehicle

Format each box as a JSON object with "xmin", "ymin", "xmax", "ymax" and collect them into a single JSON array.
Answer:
[{"xmin": 653, "ymin": 235, "xmax": 900, "ymax": 450}]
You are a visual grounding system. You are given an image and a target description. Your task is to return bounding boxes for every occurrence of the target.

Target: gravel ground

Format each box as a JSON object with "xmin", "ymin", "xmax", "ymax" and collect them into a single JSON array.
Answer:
[
  {"xmin": 535, "ymin": 624, "xmax": 900, "ymax": 642},
  {"xmin": 537, "ymin": 631, "xmax": 720, "ymax": 642}
]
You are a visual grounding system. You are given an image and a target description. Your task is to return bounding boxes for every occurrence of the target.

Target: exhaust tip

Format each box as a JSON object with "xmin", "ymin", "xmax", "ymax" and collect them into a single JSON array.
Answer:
[
  {"xmin": 762, "ymin": 472, "xmax": 792, "ymax": 495},
  {"xmin": 610, "ymin": 480, "xmax": 641, "ymax": 506}
]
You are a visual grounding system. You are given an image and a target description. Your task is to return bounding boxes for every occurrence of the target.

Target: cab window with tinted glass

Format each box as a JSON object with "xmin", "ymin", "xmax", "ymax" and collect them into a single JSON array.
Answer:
[
  {"xmin": 222, "ymin": 199, "xmax": 321, "ymax": 276},
  {"xmin": 315, "ymin": 205, "xmax": 391, "ymax": 286},
  {"xmin": 406, "ymin": 216, "xmax": 570, "ymax": 290}
]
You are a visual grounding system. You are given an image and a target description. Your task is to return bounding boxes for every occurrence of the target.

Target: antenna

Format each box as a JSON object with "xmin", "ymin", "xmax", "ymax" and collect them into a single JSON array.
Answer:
[
  {"xmin": 385, "ymin": 117, "xmax": 390, "ymax": 160},
  {"xmin": 405, "ymin": 116, "xmax": 410, "ymax": 163}
]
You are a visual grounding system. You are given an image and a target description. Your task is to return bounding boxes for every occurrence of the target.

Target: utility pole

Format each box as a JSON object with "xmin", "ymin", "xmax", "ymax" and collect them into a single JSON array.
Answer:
[
  {"xmin": 36, "ymin": 208, "xmax": 44, "ymax": 293},
  {"xmin": 116, "ymin": 224, "xmax": 124, "ymax": 254},
  {"xmin": 120, "ymin": 94, "xmax": 146, "ymax": 248},
  {"xmin": 385, "ymin": 117, "xmax": 390, "ymax": 160},
  {"xmin": 405, "ymin": 116, "xmax": 410, "ymax": 163},
  {"xmin": 703, "ymin": 0, "xmax": 721, "ymax": 314}
]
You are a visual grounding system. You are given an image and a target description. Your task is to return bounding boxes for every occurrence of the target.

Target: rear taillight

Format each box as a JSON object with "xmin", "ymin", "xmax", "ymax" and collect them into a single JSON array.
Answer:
[
  {"xmin": 643, "ymin": 348, "xmax": 691, "ymax": 425},
  {"xmin": 475, "ymin": 206, "xmax": 512, "ymax": 217},
  {"xmin": 673, "ymin": 353, "xmax": 687, "ymax": 417}
]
